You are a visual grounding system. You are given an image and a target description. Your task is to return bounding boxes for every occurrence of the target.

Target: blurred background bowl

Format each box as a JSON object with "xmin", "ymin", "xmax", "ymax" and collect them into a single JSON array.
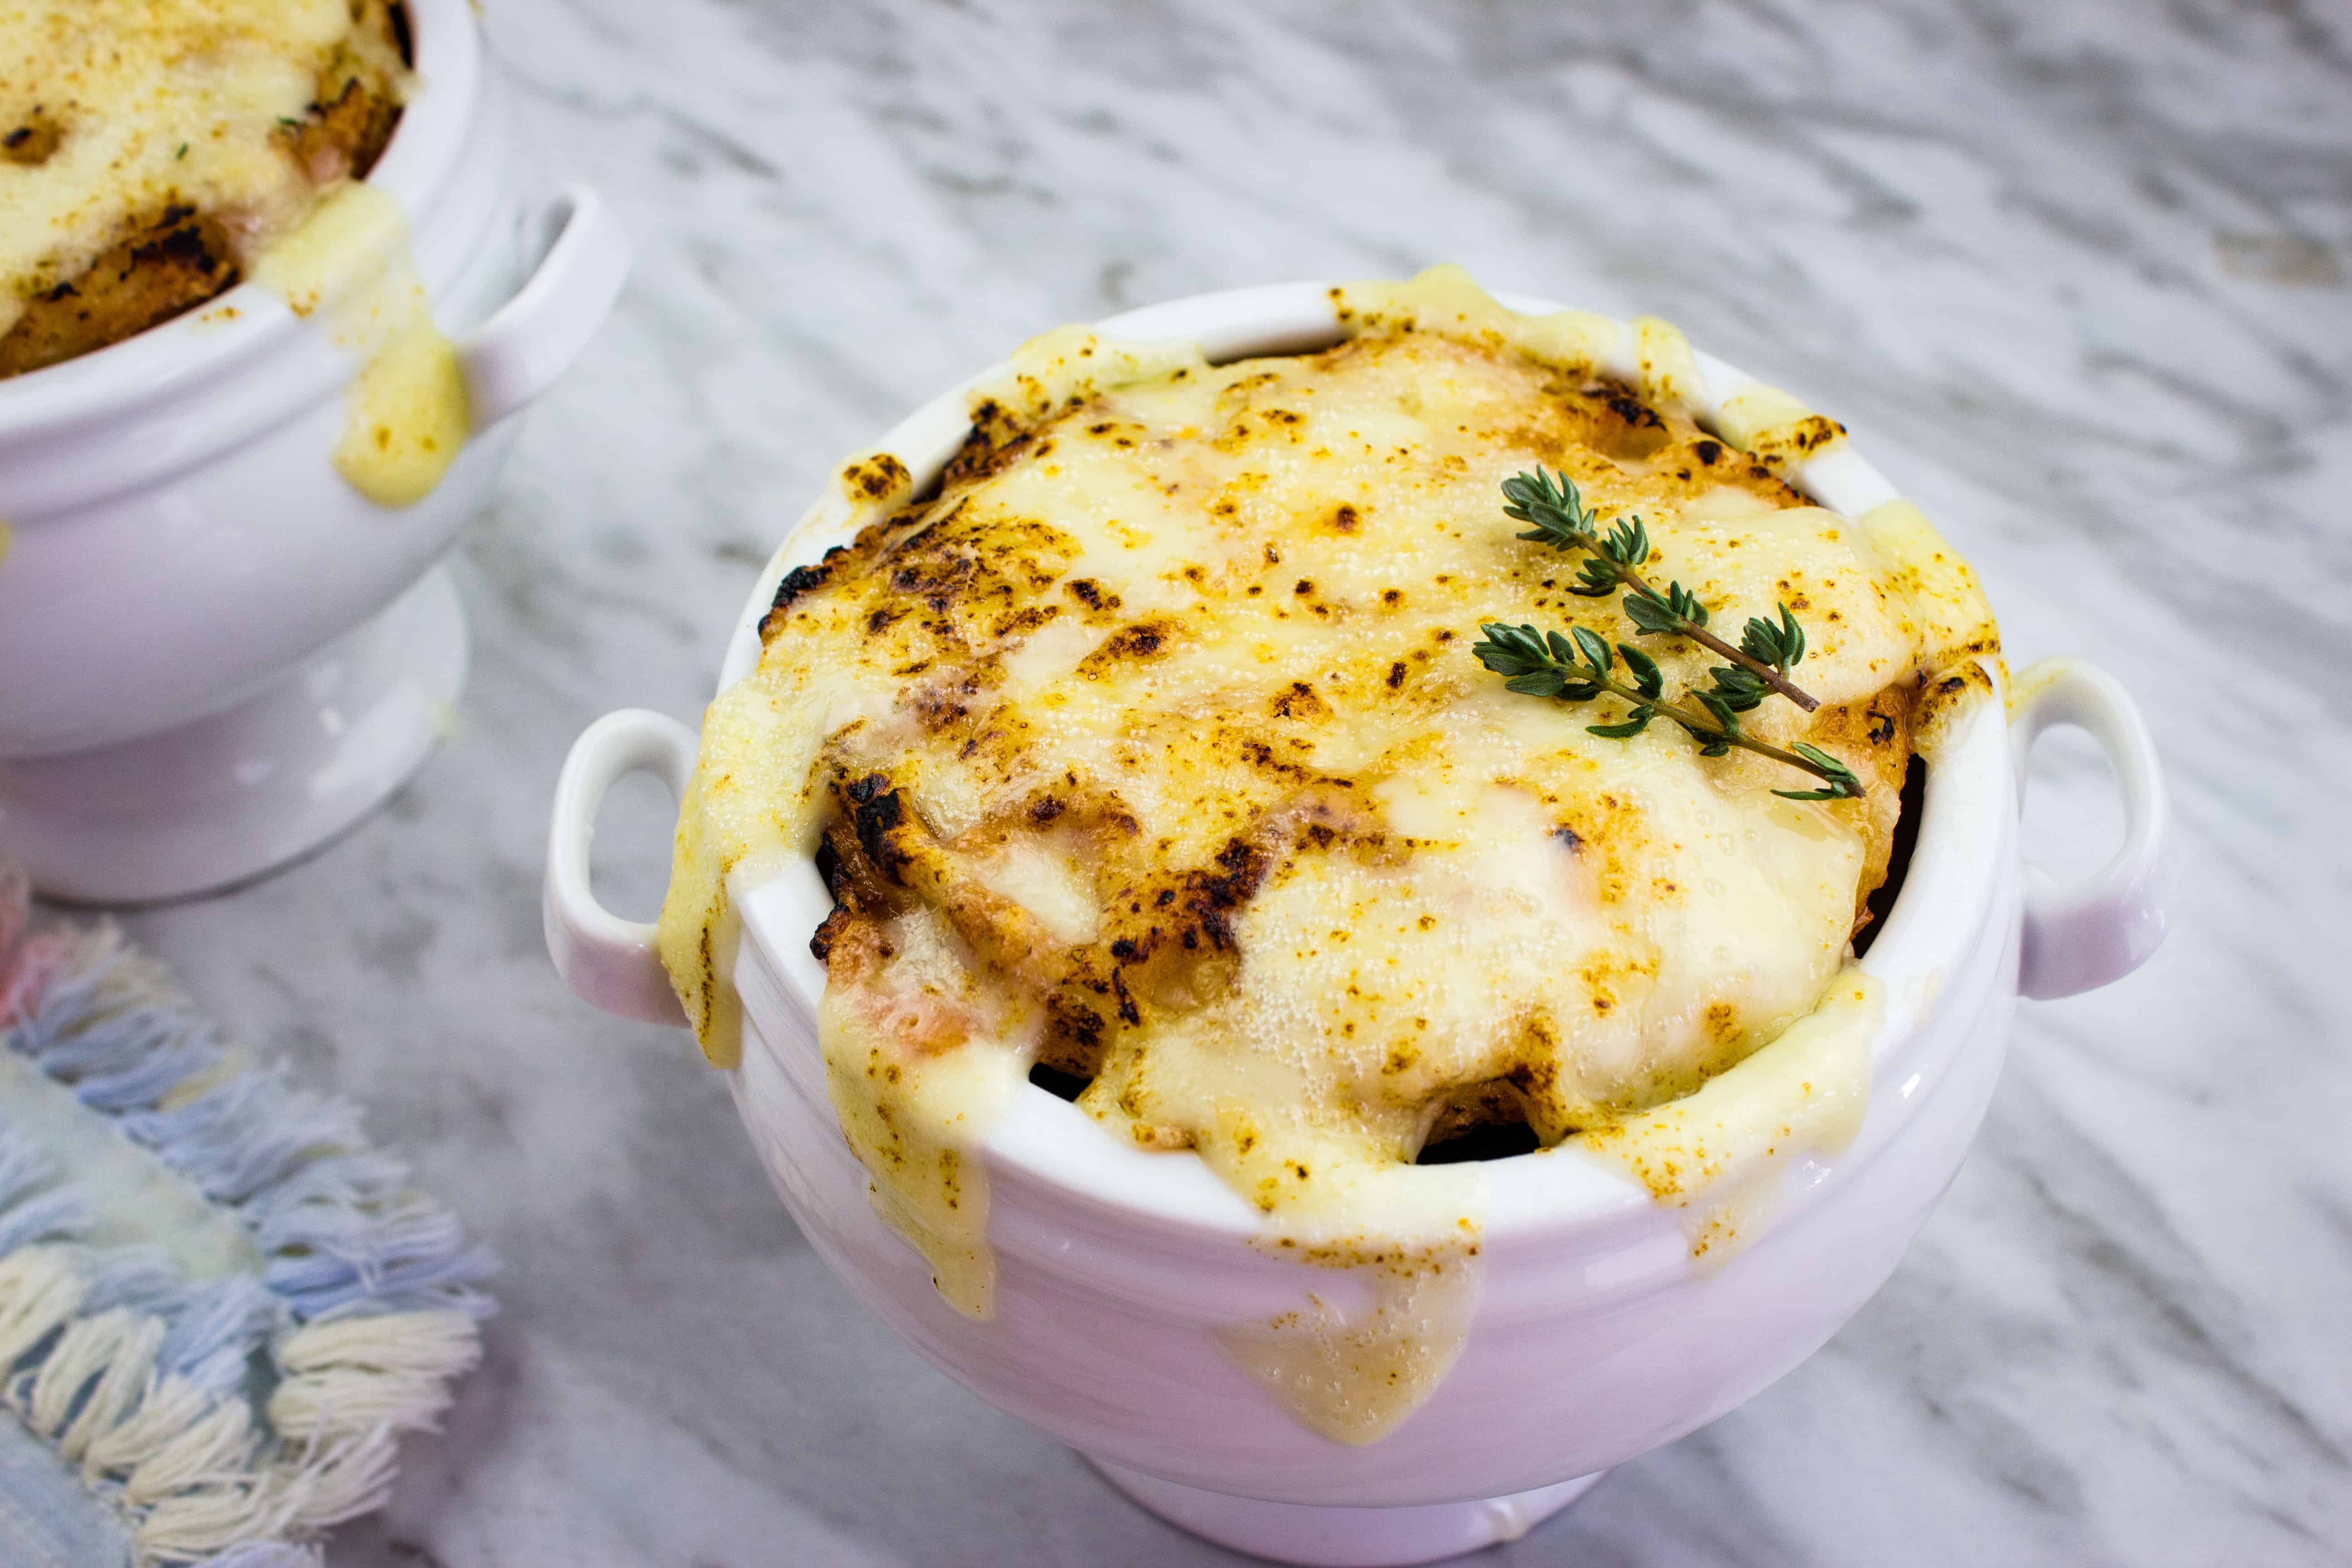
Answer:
[{"xmin": 0, "ymin": 0, "xmax": 629, "ymax": 904}]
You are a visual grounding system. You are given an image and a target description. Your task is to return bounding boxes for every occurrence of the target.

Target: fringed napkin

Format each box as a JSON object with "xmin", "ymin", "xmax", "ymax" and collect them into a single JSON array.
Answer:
[{"xmin": 0, "ymin": 865, "xmax": 494, "ymax": 1566}]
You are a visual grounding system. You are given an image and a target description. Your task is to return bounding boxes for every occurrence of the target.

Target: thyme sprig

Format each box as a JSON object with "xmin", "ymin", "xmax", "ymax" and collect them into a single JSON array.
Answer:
[
  {"xmin": 1500, "ymin": 467, "xmax": 1822, "ymax": 713},
  {"xmin": 1471, "ymin": 623, "xmax": 1866, "ymax": 801}
]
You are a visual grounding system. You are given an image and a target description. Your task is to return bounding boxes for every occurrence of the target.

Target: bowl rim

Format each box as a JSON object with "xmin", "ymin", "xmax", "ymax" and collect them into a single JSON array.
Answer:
[
  {"xmin": 723, "ymin": 279, "xmax": 2014, "ymax": 1243},
  {"xmin": 0, "ymin": 0, "xmax": 481, "ymax": 427}
]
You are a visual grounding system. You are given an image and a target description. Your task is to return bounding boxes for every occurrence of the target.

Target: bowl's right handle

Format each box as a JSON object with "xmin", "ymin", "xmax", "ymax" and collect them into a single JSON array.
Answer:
[
  {"xmin": 2010, "ymin": 658, "xmax": 2169, "ymax": 1000},
  {"xmin": 544, "ymin": 709, "xmax": 695, "ymax": 1026},
  {"xmin": 459, "ymin": 185, "xmax": 632, "ymax": 431}
]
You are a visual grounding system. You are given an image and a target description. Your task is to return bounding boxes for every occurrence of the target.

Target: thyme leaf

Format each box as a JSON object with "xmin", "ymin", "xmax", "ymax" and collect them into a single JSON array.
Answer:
[
  {"xmin": 1499, "ymin": 466, "xmax": 1823, "ymax": 712},
  {"xmin": 1473, "ymin": 619, "xmax": 1865, "ymax": 799},
  {"xmin": 1475, "ymin": 470, "xmax": 1865, "ymax": 800}
]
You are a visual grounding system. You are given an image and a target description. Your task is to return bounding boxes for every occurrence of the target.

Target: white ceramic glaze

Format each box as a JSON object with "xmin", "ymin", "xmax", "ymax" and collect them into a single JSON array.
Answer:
[
  {"xmin": 1090, "ymin": 1460, "xmax": 1607, "ymax": 1567},
  {"xmin": 545, "ymin": 706, "xmax": 702, "ymax": 1025},
  {"xmin": 0, "ymin": 0, "xmax": 630, "ymax": 904},
  {"xmin": 545, "ymin": 284, "xmax": 2168, "ymax": 1564}
]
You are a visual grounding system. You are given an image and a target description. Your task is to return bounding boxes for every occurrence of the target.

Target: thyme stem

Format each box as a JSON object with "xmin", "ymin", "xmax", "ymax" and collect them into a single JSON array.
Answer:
[
  {"xmin": 1571, "ymin": 660, "xmax": 1858, "ymax": 790},
  {"xmin": 1612, "ymin": 564, "xmax": 1818, "ymax": 712},
  {"xmin": 1502, "ymin": 468, "xmax": 1823, "ymax": 712},
  {"xmin": 1471, "ymin": 621, "xmax": 1866, "ymax": 801}
]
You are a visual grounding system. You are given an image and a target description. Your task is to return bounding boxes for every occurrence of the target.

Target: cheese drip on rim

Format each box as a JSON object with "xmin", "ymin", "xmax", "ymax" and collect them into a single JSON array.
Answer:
[
  {"xmin": 660, "ymin": 267, "xmax": 2000, "ymax": 1442},
  {"xmin": 252, "ymin": 181, "xmax": 470, "ymax": 507}
]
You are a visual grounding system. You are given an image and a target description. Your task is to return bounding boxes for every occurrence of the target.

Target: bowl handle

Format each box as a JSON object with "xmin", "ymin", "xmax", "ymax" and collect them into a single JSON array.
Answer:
[
  {"xmin": 458, "ymin": 185, "xmax": 632, "ymax": 431},
  {"xmin": 544, "ymin": 709, "xmax": 694, "ymax": 1026},
  {"xmin": 2009, "ymin": 658, "xmax": 2168, "ymax": 1000}
]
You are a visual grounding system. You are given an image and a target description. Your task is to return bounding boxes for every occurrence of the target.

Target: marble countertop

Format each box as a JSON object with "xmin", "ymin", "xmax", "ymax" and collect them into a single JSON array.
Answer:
[{"xmin": 117, "ymin": 0, "xmax": 2349, "ymax": 1562}]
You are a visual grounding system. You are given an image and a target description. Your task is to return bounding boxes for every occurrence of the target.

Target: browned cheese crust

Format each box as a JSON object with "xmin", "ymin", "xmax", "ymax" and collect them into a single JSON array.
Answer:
[
  {"xmin": 0, "ymin": 0, "xmax": 410, "ymax": 378},
  {"xmin": 781, "ymin": 338, "xmax": 1916, "ymax": 1117}
]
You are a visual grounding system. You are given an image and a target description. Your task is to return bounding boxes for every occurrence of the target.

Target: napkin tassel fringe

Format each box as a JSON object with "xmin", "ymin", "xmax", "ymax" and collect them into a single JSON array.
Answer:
[{"xmin": 0, "ymin": 871, "xmax": 494, "ymax": 1567}]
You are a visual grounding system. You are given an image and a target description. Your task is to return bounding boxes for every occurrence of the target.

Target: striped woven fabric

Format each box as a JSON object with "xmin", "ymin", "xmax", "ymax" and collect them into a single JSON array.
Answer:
[{"xmin": 0, "ymin": 865, "xmax": 494, "ymax": 1566}]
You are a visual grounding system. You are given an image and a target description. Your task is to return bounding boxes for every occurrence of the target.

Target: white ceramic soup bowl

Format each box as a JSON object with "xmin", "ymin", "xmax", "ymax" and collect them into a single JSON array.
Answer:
[
  {"xmin": 0, "ymin": 0, "xmax": 629, "ymax": 904},
  {"xmin": 545, "ymin": 283, "xmax": 2167, "ymax": 1567}
]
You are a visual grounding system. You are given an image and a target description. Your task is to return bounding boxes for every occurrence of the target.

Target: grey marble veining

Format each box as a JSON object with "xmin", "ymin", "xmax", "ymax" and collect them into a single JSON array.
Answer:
[{"xmin": 109, "ymin": 0, "xmax": 2350, "ymax": 1562}]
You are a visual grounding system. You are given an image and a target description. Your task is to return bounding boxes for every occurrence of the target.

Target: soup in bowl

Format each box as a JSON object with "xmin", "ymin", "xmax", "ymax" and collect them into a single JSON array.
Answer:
[{"xmin": 547, "ymin": 270, "xmax": 2164, "ymax": 1565}]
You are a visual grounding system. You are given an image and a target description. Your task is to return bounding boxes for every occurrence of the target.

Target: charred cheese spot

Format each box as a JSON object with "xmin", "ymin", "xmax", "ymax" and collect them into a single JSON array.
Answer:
[{"xmin": 841, "ymin": 451, "xmax": 911, "ymax": 504}]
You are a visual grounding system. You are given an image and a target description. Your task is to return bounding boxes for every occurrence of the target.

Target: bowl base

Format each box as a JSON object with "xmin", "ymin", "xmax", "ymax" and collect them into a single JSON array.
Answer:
[
  {"xmin": 0, "ymin": 566, "xmax": 467, "ymax": 905},
  {"xmin": 1089, "ymin": 1457, "xmax": 1603, "ymax": 1566}
]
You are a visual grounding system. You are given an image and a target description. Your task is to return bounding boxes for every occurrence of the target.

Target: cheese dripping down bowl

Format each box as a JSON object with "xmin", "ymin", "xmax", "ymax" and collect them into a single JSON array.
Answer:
[
  {"xmin": 0, "ymin": 0, "xmax": 629, "ymax": 903},
  {"xmin": 546, "ymin": 270, "xmax": 2166, "ymax": 1567}
]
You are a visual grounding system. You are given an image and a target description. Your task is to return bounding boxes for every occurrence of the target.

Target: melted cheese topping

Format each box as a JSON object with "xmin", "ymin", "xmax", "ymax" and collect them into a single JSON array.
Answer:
[
  {"xmin": 1579, "ymin": 970, "xmax": 1882, "ymax": 1262},
  {"xmin": 661, "ymin": 269, "xmax": 1999, "ymax": 1441},
  {"xmin": 252, "ymin": 180, "xmax": 469, "ymax": 507},
  {"xmin": 1218, "ymin": 1185, "xmax": 1483, "ymax": 1445},
  {"xmin": 818, "ymin": 906, "xmax": 1039, "ymax": 1319},
  {"xmin": 0, "ymin": 0, "xmax": 404, "ymax": 335}
]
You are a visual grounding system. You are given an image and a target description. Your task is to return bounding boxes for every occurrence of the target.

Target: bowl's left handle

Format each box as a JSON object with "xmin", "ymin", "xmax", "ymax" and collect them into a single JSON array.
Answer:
[
  {"xmin": 459, "ymin": 185, "xmax": 632, "ymax": 431},
  {"xmin": 545, "ymin": 710, "xmax": 695, "ymax": 1026},
  {"xmin": 2010, "ymin": 659, "xmax": 2169, "ymax": 1000}
]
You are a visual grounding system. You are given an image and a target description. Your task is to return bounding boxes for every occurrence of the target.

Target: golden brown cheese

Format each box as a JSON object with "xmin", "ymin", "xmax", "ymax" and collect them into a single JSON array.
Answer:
[
  {"xmin": 0, "ymin": 0, "xmax": 410, "ymax": 375},
  {"xmin": 659, "ymin": 269, "xmax": 2000, "ymax": 1438}
]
